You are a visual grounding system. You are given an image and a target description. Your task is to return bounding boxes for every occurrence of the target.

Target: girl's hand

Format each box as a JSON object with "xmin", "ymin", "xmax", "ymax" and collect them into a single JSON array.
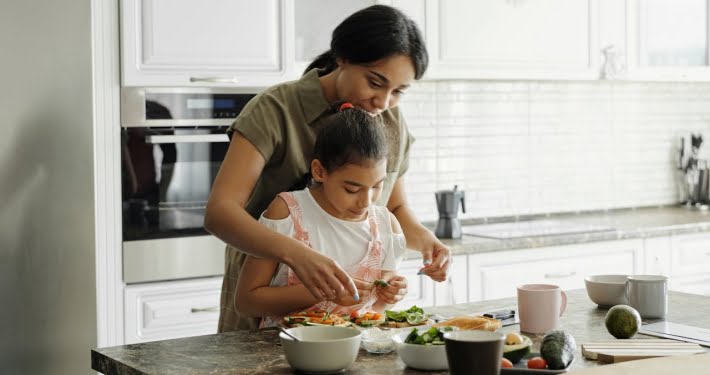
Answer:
[
  {"xmin": 375, "ymin": 274, "xmax": 408, "ymax": 304},
  {"xmin": 332, "ymin": 278, "xmax": 374, "ymax": 306},
  {"xmin": 417, "ymin": 235, "xmax": 452, "ymax": 282},
  {"xmin": 284, "ymin": 245, "xmax": 359, "ymax": 301}
]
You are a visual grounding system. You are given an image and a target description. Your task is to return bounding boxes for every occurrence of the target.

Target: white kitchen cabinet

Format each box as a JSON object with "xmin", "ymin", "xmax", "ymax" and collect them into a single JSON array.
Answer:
[
  {"xmin": 394, "ymin": 257, "xmax": 435, "ymax": 308},
  {"xmin": 467, "ymin": 239, "xmax": 644, "ymax": 302},
  {"xmin": 668, "ymin": 232, "xmax": 710, "ymax": 295},
  {"xmin": 120, "ymin": 0, "xmax": 292, "ymax": 87},
  {"xmin": 434, "ymin": 255, "xmax": 468, "ymax": 306},
  {"xmin": 626, "ymin": 0, "xmax": 710, "ymax": 81},
  {"xmin": 292, "ymin": 0, "xmax": 378, "ymax": 76},
  {"xmin": 423, "ymin": 0, "xmax": 600, "ymax": 80},
  {"xmin": 124, "ymin": 277, "xmax": 222, "ymax": 344}
]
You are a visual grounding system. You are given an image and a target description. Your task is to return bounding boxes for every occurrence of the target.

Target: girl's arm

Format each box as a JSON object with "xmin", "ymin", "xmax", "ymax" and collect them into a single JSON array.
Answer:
[
  {"xmin": 235, "ymin": 254, "xmax": 322, "ymax": 317},
  {"xmin": 387, "ymin": 176, "xmax": 451, "ymax": 282},
  {"xmin": 205, "ymin": 133, "xmax": 357, "ymax": 300}
]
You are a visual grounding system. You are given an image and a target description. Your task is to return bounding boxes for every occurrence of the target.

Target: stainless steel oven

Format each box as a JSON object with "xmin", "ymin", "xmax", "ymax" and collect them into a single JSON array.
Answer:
[{"xmin": 120, "ymin": 87, "xmax": 256, "ymax": 283}]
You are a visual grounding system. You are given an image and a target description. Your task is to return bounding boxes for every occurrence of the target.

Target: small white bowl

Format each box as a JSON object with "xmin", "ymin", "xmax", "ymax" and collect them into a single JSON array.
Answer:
[
  {"xmin": 392, "ymin": 330, "xmax": 448, "ymax": 371},
  {"xmin": 279, "ymin": 326, "xmax": 361, "ymax": 373},
  {"xmin": 360, "ymin": 328, "xmax": 395, "ymax": 354},
  {"xmin": 585, "ymin": 274, "xmax": 629, "ymax": 307}
]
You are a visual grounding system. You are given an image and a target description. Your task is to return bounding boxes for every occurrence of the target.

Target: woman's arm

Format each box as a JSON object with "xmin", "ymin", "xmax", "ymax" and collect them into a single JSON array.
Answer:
[
  {"xmin": 387, "ymin": 177, "xmax": 451, "ymax": 282},
  {"xmin": 204, "ymin": 133, "xmax": 357, "ymax": 300}
]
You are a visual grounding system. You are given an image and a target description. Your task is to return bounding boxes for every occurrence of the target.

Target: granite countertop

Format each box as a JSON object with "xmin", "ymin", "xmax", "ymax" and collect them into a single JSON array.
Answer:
[
  {"xmin": 403, "ymin": 206, "xmax": 710, "ymax": 260},
  {"xmin": 92, "ymin": 289, "xmax": 710, "ymax": 375}
]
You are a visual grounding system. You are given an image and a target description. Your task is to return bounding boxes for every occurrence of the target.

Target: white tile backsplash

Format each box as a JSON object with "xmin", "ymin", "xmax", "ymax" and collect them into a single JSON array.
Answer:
[{"xmin": 401, "ymin": 80, "xmax": 710, "ymax": 222}]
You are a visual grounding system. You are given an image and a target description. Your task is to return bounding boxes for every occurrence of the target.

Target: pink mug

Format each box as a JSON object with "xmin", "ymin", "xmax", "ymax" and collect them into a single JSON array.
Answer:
[{"xmin": 517, "ymin": 284, "xmax": 567, "ymax": 334}]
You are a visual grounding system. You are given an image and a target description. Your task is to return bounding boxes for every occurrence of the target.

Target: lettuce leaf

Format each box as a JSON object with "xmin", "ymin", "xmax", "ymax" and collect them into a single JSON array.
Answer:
[{"xmin": 385, "ymin": 305, "xmax": 425, "ymax": 322}]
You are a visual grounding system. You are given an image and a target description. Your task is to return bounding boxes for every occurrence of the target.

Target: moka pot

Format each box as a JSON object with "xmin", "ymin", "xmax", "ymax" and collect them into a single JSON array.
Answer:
[{"xmin": 434, "ymin": 187, "xmax": 466, "ymax": 239}]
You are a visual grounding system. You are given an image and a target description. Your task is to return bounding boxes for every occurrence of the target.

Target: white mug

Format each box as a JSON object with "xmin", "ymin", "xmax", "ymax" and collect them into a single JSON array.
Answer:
[
  {"xmin": 626, "ymin": 275, "xmax": 668, "ymax": 319},
  {"xmin": 517, "ymin": 284, "xmax": 567, "ymax": 334}
]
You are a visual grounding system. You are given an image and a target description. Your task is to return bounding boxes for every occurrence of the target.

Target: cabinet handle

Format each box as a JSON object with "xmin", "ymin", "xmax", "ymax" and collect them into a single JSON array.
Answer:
[
  {"xmin": 189, "ymin": 76, "xmax": 239, "ymax": 84},
  {"xmin": 191, "ymin": 306, "xmax": 219, "ymax": 313},
  {"xmin": 544, "ymin": 271, "xmax": 576, "ymax": 279}
]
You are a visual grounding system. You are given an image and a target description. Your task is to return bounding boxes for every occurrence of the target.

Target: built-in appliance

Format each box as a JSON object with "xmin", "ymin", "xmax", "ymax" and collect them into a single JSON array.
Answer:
[{"xmin": 121, "ymin": 87, "xmax": 256, "ymax": 283}]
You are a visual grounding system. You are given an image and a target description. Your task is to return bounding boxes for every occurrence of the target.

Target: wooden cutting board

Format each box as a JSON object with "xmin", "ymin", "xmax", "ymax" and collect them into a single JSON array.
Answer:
[{"xmin": 582, "ymin": 339, "xmax": 706, "ymax": 364}]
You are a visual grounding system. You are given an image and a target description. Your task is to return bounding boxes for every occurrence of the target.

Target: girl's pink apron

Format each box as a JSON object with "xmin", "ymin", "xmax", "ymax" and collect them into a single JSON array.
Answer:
[{"xmin": 260, "ymin": 192, "xmax": 384, "ymax": 328}]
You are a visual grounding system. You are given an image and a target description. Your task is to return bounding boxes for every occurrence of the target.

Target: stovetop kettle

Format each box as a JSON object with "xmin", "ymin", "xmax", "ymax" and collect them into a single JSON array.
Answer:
[{"xmin": 435, "ymin": 185, "xmax": 466, "ymax": 239}]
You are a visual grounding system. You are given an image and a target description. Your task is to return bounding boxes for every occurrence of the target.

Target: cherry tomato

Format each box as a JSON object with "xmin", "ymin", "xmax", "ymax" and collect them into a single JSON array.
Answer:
[
  {"xmin": 527, "ymin": 357, "xmax": 547, "ymax": 369},
  {"xmin": 501, "ymin": 358, "xmax": 514, "ymax": 368}
]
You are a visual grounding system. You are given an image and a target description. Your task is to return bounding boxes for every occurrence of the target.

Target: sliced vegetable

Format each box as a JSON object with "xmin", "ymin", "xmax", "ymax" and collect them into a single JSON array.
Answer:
[
  {"xmin": 374, "ymin": 279, "xmax": 389, "ymax": 287},
  {"xmin": 403, "ymin": 326, "xmax": 454, "ymax": 345}
]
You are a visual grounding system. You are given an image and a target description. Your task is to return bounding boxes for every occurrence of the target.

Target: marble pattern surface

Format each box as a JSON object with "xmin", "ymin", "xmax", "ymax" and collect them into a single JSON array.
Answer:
[
  {"xmin": 92, "ymin": 290, "xmax": 710, "ymax": 375},
  {"xmin": 403, "ymin": 206, "xmax": 710, "ymax": 260}
]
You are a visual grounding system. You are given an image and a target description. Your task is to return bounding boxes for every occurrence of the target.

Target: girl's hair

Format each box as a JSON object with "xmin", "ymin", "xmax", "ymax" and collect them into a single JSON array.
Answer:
[
  {"xmin": 304, "ymin": 5, "xmax": 428, "ymax": 79},
  {"xmin": 290, "ymin": 103, "xmax": 389, "ymax": 191}
]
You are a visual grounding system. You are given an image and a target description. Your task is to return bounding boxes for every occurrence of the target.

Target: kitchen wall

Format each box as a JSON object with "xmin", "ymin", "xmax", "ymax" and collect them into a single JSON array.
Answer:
[{"xmin": 401, "ymin": 80, "xmax": 710, "ymax": 222}]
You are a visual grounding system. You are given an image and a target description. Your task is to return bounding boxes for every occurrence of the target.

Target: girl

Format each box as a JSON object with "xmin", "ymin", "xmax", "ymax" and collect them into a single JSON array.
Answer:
[
  {"xmin": 205, "ymin": 4, "xmax": 451, "ymax": 332},
  {"xmin": 235, "ymin": 104, "xmax": 407, "ymax": 326}
]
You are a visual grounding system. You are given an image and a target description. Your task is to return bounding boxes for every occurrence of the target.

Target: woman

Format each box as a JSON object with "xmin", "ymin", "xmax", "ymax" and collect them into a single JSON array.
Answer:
[{"xmin": 205, "ymin": 4, "xmax": 452, "ymax": 332}]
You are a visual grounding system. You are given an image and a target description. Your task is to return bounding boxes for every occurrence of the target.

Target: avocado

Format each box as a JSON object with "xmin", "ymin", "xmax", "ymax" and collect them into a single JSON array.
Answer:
[
  {"xmin": 540, "ymin": 330, "xmax": 576, "ymax": 370},
  {"xmin": 503, "ymin": 335, "xmax": 532, "ymax": 364}
]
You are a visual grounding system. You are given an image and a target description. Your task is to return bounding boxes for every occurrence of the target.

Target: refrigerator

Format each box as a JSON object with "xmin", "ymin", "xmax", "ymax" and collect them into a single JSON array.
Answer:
[{"xmin": 1, "ymin": 0, "xmax": 98, "ymax": 373}]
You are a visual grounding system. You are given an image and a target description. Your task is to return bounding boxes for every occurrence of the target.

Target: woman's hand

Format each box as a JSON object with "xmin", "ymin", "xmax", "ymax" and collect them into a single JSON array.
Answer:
[
  {"xmin": 416, "ymin": 233, "xmax": 452, "ymax": 282},
  {"xmin": 283, "ymin": 245, "xmax": 359, "ymax": 302},
  {"xmin": 375, "ymin": 274, "xmax": 408, "ymax": 304}
]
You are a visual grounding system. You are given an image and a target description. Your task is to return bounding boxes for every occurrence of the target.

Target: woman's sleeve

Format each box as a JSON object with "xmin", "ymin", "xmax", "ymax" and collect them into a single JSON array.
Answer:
[
  {"xmin": 229, "ymin": 93, "xmax": 284, "ymax": 164},
  {"xmin": 394, "ymin": 106, "xmax": 415, "ymax": 177}
]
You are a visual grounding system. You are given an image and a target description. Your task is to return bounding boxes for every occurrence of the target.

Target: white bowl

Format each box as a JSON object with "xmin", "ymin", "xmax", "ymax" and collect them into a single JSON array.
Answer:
[
  {"xmin": 360, "ymin": 328, "xmax": 395, "ymax": 354},
  {"xmin": 392, "ymin": 330, "xmax": 448, "ymax": 371},
  {"xmin": 279, "ymin": 326, "xmax": 361, "ymax": 373},
  {"xmin": 585, "ymin": 274, "xmax": 629, "ymax": 307}
]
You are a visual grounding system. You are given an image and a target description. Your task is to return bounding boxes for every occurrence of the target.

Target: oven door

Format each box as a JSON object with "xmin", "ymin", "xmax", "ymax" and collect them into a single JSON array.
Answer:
[{"xmin": 121, "ymin": 126, "xmax": 229, "ymax": 283}]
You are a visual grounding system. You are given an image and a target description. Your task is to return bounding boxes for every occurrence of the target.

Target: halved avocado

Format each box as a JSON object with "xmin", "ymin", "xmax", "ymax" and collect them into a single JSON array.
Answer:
[{"xmin": 503, "ymin": 335, "xmax": 532, "ymax": 364}]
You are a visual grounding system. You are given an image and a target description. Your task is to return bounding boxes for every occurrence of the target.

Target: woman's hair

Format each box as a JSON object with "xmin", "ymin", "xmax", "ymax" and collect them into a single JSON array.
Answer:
[
  {"xmin": 304, "ymin": 5, "xmax": 428, "ymax": 79},
  {"xmin": 290, "ymin": 103, "xmax": 390, "ymax": 191}
]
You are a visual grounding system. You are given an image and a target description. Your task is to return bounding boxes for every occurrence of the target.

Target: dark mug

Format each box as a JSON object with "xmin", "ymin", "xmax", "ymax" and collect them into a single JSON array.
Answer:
[{"xmin": 444, "ymin": 330, "xmax": 505, "ymax": 375}]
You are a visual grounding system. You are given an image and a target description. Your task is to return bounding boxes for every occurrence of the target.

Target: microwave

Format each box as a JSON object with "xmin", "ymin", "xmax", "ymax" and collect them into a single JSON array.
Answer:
[{"xmin": 120, "ymin": 87, "xmax": 257, "ymax": 283}]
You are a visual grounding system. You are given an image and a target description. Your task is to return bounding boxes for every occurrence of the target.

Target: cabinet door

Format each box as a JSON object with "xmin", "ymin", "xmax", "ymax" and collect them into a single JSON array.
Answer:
[
  {"xmin": 434, "ymin": 255, "xmax": 468, "ymax": 306},
  {"xmin": 626, "ymin": 0, "xmax": 710, "ymax": 81},
  {"xmin": 121, "ymin": 0, "xmax": 290, "ymax": 87},
  {"xmin": 467, "ymin": 239, "xmax": 643, "ymax": 302},
  {"xmin": 292, "ymin": 0, "xmax": 377, "ymax": 76},
  {"xmin": 124, "ymin": 277, "xmax": 222, "ymax": 344},
  {"xmin": 425, "ymin": 0, "xmax": 599, "ymax": 80},
  {"xmin": 670, "ymin": 232, "xmax": 710, "ymax": 277},
  {"xmin": 394, "ymin": 258, "xmax": 435, "ymax": 308}
]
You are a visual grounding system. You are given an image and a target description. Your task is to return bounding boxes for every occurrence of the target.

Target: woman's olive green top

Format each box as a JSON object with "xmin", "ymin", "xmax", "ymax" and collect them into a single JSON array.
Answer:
[{"xmin": 218, "ymin": 68, "xmax": 415, "ymax": 332}]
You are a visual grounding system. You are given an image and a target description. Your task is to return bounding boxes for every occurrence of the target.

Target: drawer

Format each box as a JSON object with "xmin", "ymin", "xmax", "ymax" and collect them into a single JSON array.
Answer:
[
  {"xmin": 468, "ymin": 240, "xmax": 643, "ymax": 302},
  {"xmin": 124, "ymin": 277, "xmax": 222, "ymax": 344},
  {"xmin": 671, "ymin": 233, "xmax": 710, "ymax": 277}
]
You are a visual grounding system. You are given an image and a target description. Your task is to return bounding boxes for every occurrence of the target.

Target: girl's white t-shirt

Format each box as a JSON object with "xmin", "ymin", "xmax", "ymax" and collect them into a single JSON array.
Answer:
[{"xmin": 259, "ymin": 188, "xmax": 406, "ymax": 287}]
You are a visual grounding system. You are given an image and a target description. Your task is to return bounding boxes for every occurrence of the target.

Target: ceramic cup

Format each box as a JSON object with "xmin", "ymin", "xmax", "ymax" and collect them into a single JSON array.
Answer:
[
  {"xmin": 626, "ymin": 275, "xmax": 668, "ymax": 319},
  {"xmin": 517, "ymin": 284, "xmax": 567, "ymax": 334},
  {"xmin": 444, "ymin": 330, "xmax": 505, "ymax": 375}
]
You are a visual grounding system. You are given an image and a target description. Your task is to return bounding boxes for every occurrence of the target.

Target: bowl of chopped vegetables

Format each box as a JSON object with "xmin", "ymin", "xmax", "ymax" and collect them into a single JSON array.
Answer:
[{"xmin": 392, "ymin": 326, "xmax": 456, "ymax": 370}]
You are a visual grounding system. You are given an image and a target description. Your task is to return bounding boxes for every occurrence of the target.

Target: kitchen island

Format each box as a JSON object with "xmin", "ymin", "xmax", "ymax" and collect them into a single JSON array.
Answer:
[{"xmin": 92, "ymin": 289, "xmax": 710, "ymax": 375}]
